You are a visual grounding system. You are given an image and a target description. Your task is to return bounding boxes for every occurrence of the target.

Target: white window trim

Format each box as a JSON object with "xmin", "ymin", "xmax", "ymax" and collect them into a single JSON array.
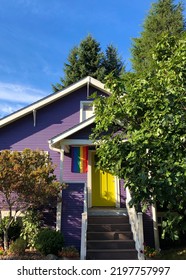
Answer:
[{"xmin": 80, "ymin": 101, "xmax": 94, "ymax": 122}]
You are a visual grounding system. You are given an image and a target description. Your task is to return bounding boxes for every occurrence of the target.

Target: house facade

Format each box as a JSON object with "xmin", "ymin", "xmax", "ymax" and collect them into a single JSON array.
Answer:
[{"xmin": 0, "ymin": 76, "xmax": 158, "ymax": 259}]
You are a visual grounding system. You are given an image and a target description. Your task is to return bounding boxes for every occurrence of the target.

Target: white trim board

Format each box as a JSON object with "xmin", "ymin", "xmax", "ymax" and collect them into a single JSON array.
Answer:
[
  {"xmin": 48, "ymin": 116, "xmax": 95, "ymax": 148},
  {"xmin": 0, "ymin": 76, "xmax": 109, "ymax": 128}
]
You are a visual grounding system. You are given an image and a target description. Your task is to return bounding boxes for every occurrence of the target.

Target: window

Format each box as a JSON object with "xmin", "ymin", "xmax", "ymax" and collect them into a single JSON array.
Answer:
[{"xmin": 80, "ymin": 101, "xmax": 94, "ymax": 122}]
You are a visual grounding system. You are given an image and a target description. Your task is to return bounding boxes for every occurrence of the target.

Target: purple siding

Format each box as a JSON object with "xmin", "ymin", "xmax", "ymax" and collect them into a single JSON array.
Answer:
[
  {"xmin": 61, "ymin": 183, "xmax": 84, "ymax": 250},
  {"xmin": 0, "ymin": 86, "xmax": 89, "ymax": 180},
  {"xmin": 67, "ymin": 124, "xmax": 95, "ymax": 139}
]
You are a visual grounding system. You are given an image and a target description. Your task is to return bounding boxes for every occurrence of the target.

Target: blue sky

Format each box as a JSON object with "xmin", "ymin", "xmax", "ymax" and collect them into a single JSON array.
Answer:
[{"xmin": 0, "ymin": 0, "xmax": 185, "ymax": 118}]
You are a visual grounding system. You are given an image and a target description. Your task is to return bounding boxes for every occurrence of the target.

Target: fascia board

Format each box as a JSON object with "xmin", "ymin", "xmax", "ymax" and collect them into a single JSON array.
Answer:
[
  {"xmin": 0, "ymin": 76, "xmax": 108, "ymax": 128},
  {"xmin": 49, "ymin": 116, "xmax": 95, "ymax": 146}
]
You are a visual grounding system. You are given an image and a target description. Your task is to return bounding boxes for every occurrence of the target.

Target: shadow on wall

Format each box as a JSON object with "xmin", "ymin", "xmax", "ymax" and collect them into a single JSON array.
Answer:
[{"xmin": 61, "ymin": 183, "xmax": 84, "ymax": 250}]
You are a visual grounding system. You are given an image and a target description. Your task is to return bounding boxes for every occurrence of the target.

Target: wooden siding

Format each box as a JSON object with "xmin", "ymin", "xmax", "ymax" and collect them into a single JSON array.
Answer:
[
  {"xmin": 0, "ymin": 86, "xmax": 89, "ymax": 180},
  {"xmin": 66, "ymin": 123, "xmax": 95, "ymax": 140},
  {"xmin": 61, "ymin": 183, "xmax": 84, "ymax": 250}
]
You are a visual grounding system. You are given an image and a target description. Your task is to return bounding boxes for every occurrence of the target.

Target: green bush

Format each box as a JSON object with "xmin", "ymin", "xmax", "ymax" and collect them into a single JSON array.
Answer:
[
  {"xmin": 35, "ymin": 228, "xmax": 64, "ymax": 255},
  {"xmin": 58, "ymin": 246, "xmax": 79, "ymax": 259},
  {"xmin": 8, "ymin": 238, "xmax": 27, "ymax": 255},
  {"xmin": 20, "ymin": 210, "xmax": 41, "ymax": 249}
]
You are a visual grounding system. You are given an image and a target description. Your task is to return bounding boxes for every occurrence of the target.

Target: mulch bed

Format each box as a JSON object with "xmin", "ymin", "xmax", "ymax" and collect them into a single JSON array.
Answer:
[{"xmin": 0, "ymin": 249, "xmax": 47, "ymax": 260}]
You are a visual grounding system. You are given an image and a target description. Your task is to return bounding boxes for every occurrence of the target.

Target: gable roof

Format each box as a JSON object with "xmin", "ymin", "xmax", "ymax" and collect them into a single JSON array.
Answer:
[
  {"xmin": 0, "ymin": 76, "xmax": 109, "ymax": 128},
  {"xmin": 48, "ymin": 115, "xmax": 95, "ymax": 149}
]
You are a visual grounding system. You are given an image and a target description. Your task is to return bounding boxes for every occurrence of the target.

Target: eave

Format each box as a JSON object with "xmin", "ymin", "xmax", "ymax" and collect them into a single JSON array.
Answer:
[
  {"xmin": 0, "ymin": 76, "xmax": 109, "ymax": 128},
  {"xmin": 48, "ymin": 116, "xmax": 95, "ymax": 151}
]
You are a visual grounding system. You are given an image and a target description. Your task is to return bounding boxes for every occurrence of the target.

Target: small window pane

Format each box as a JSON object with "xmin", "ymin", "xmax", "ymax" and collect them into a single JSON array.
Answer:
[{"xmin": 83, "ymin": 104, "xmax": 93, "ymax": 111}]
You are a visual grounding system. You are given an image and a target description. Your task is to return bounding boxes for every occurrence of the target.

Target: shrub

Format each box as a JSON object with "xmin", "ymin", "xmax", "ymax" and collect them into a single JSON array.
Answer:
[
  {"xmin": 35, "ymin": 228, "xmax": 64, "ymax": 255},
  {"xmin": 20, "ymin": 209, "xmax": 41, "ymax": 249},
  {"xmin": 8, "ymin": 238, "xmax": 27, "ymax": 256},
  {"xmin": 141, "ymin": 244, "xmax": 161, "ymax": 259},
  {"xmin": 0, "ymin": 217, "xmax": 21, "ymax": 245},
  {"xmin": 0, "ymin": 246, "xmax": 4, "ymax": 256},
  {"xmin": 58, "ymin": 246, "xmax": 79, "ymax": 259}
]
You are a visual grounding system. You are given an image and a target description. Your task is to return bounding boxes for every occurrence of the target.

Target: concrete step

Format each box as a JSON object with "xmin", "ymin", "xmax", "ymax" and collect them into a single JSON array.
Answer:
[
  {"xmin": 87, "ymin": 239, "xmax": 135, "ymax": 250},
  {"xmin": 86, "ymin": 249, "xmax": 138, "ymax": 260}
]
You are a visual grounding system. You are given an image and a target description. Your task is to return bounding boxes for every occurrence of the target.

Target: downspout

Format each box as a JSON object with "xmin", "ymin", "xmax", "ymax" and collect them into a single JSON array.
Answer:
[{"xmin": 48, "ymin": 142, "xmax": 64, "ymax": 232}]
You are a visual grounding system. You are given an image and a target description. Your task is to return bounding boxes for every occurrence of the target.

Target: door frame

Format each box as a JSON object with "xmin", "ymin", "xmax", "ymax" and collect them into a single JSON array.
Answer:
[{"xmin": 87, "ymin": 150, "xmax": 120, "ymax": 208}]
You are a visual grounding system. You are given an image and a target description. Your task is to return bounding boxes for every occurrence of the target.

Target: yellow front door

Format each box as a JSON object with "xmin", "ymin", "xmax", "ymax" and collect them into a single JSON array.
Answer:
[{"xmin": 91, "ymin": 152, "xmax": 116, "ymax": 206}]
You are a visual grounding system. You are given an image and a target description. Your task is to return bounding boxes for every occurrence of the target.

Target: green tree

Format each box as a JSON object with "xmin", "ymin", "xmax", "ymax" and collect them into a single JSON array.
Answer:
[
  {"xmin": 77, "ymin": 35, "xmax": 104, "ymax": 80},
  {"xmin": 131, "ymin": 0, "xmax": 185, "ymax": 74},
  {"xmin": 52, "ymin": 47, "xmax": 80, "ymax": 92},
  {"xmin": 52, "ymin": 35, "xmax": 104, "ymax": 91},
  {"xmin": 52, "ymin": 35, "xmax": 124, "ymax": 91},
  {"xmin": 91, "ymin": 33, "xmax": 186, "ymax": 240},
  {"xmin": 102, "ymin": 44, "xmax": 124, "ymax": 78},
  {"xmin": 0, "ymin": 149, "xmax": 62, "ymax": 250}
]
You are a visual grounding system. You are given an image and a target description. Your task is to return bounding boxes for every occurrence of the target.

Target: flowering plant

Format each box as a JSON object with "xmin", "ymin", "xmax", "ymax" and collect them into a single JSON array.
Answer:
[
  {"xmin": 141, "ymin": 244, "xmax": 160, "ymax": 259},
  {"xmin": 0, "ymin": 246, "xmax": 4, "ymax": 256}
]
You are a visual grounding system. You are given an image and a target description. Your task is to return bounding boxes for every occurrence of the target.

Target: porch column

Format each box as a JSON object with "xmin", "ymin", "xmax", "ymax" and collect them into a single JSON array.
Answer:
[
  {"xmin": 56, "ymin": 145, "xmax": 65, "ymax": 231},
  {"xmin": 152, "ymin": 202, "xmax": 160, "ymax": 249}
]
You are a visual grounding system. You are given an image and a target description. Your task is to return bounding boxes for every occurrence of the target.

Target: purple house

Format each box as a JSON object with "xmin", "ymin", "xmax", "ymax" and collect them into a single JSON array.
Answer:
[{"xmin": 0, "ymin": 76, "xmax": 158, "ymax": 259}]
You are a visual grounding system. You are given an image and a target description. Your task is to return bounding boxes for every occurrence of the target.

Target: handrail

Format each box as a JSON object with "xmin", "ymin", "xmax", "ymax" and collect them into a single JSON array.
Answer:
[
  {"xmin": 126, "ymin": 187, "xmax": 144, "ymax": 260},
  {"xmin": 80, "ymin": 183, "xmax": 88, "ymax": 260}
]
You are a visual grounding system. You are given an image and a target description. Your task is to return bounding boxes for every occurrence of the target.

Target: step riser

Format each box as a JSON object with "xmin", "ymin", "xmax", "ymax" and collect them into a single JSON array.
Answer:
[
  {"xmin": 88, "ymin": 216, "xmax": 129, "ymax": 224},
  {"xmin": 86, "ymin": 251, "xmax": 137, "ymax": 260},
  {"xmin": 87, "ymin": 241, "xmax": 135, "ymax": 250},
  {"xmin": 88, "ymin": 224, "xmax": 131, "ymax": 232},
  {"xmin": 87, "ymin": 232, "xmax": 133, "ymax": 240}
]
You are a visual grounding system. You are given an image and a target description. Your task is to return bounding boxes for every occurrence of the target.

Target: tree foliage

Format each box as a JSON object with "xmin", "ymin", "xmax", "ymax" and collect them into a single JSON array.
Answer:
[
  {"xmin": 0, "ymin": 149, "xmax": 62, "ymax": 249},
  {"xmin": 131, "ymin": 0, "xmax": 185, "ymax": 75},
  {"xmin": 52, "ymin": 35, "xmax": 124, "ymax": 91},
  {"xmin": 102, "ymin": 44, "xmax": 124, "ymax": 78},
  {"xmin": 91, "ymin": 33, "xmax": 186, "ymax": 240}
]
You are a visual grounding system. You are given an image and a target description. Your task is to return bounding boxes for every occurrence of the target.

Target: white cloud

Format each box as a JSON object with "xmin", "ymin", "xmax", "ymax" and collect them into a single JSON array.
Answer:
[
  {"xmin": 0, "ymin": 103, "xmax": 23, "ymax": 119},
  {"xmin": 0, "ymin": 82, "xmax": 46, "ymax": 103},
  {"xmin": 0, "ymin": 82, "xmax": 47, "ymax": 118}
]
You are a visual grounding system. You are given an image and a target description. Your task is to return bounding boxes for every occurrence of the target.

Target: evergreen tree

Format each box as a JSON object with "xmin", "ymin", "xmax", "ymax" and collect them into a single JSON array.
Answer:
[
  {"xmin": 52, "ymin": 47, "xmax": 80, "ymax": 92},
  {"xmin": 131, "ymin": 0, "xmax": 185, "ymax": 74},
  {"xmin": 52, "ymin": 35, "xmax": 124, "ymax": 91},
  {"xmin": 52, "ymin": 35, "xmax": 104, "ymax": 91},
  {"xmin": 77, "ymin": 34, "xmax": 104, "ymax": 81},
  {"xmin": 103, "ymin": 44, "xmax": 124, "ymax": 78}
]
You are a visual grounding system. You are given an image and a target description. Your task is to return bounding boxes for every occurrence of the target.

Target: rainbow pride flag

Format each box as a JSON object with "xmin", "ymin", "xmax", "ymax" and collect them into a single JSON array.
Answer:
[{"xmin": 71, "ymin": 146, "xmax": 88, "ymax": 173}]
